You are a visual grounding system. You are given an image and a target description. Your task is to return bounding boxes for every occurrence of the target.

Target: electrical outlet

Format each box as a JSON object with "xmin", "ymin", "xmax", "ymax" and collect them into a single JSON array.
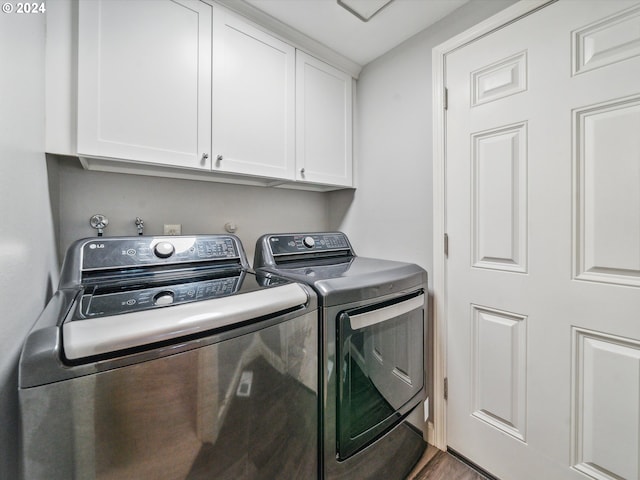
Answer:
[{"xmin": 163, "ymin": 224, "xmax": 182, "ymax": 235}]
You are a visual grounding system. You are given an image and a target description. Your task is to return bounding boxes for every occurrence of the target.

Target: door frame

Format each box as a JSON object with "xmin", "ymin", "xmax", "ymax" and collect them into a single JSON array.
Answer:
[{"xmin": 430, "ymin": 0, "xmax": 554, "ymax": 450}]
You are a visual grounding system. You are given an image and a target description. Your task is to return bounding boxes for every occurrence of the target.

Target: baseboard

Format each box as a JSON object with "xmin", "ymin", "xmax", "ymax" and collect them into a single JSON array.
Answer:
[{"xmin": 446, "ymin": 448, "xmax": 500, "ymax": 480}]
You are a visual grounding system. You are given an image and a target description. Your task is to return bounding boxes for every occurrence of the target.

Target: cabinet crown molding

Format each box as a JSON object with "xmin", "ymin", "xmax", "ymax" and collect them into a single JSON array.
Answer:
[{"xmin": 210, "ymin": 0, "xmax": 362, "ymax": 78}]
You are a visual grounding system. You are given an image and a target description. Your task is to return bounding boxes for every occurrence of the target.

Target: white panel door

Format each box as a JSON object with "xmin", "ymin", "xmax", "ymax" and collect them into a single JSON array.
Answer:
[
  {"xmin": 77, "ymin": 0, "xmax": 212, "ymax": 170},
  {"xmin": 212, "ymin": 9, "xmax": 295, "ymax": 181},
  {"xmin": 296, "ymin": 51, "xmax": 353, "ymax": 187},
  {"xmin": 445, "ymin": 1, "xmax": 640, "ymax": 479}
]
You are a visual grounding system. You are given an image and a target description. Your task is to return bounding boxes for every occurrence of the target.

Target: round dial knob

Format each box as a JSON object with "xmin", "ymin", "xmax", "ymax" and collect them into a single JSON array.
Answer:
[
  {"xmin": 154, "ymin": 241, "xmax": 175, "ymax": 258},
  {"xmin": 303, "ymin": 236, "xmax": 315, "ymax": 248},
  {"xmin": 154, "ymin": 291, "xmax": 174, "ymax": 306}
]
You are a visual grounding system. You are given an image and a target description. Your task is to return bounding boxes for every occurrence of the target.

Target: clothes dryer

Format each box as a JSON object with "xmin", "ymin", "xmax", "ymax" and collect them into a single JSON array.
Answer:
[{"xmin": 254, "ymin": 232, "xmax": 427, "ymax": 480}]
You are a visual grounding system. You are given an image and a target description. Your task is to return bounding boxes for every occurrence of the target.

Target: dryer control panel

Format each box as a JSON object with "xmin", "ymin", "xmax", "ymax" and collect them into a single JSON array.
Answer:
[{"xmin": 268, "ymin": 233, "xmax": 351, "ymax": 255}]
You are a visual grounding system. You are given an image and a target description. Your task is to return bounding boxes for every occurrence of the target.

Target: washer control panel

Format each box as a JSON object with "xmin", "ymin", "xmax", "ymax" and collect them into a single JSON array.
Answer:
[
  {"xmin": 79, "ymin": 274, "xmax": 242, "ymax": 318},
  {"xmin": 268, "ymin": 233, "xmax": 351, "ymax": 255},
  {"xmin": 81, "ymin": 236, "xmax": 241, "ymax": 271}
]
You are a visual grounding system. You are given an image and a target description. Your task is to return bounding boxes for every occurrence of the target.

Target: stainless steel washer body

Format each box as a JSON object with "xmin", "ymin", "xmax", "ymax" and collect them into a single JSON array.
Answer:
[
  {"xmin": 19, "ymin": 235, "xmax": 318, "ymax": 480},
  {"xmin": 254, "ymin": 232, "xmax": 427, "ymax": 480}
]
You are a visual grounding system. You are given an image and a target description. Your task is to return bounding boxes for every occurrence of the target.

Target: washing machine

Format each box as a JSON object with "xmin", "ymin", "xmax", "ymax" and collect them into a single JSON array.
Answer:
[
  {"xmin": 254, "ymin": 232, "xmax": 427, "ymax": 480},
  {"xmin": 19, "ymin": 234, "xmax": 318, "ymax": 480}
]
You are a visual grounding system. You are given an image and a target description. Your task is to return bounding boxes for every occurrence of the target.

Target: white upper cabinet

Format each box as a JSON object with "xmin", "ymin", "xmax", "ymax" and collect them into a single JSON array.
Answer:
[
  {"xmin": 212, "ymin": 10, "xmax": 296, "ymax": 181},
  {"xmin": 77, "ymin": 0, "xmax": 212, "ymax": 170},
  {"xmin": 66, "ymin": 0, "xmax": 354, "ymax": 189},
  {"xmin": 295, "ymin": 51, "xmax": 353, "ymax": 188}
]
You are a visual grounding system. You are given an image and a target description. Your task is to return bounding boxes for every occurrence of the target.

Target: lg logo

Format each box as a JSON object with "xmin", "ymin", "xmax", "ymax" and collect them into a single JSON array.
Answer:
[{"xmin": 89, "ymin": 243, "xmax": 105, "ymax": 249}]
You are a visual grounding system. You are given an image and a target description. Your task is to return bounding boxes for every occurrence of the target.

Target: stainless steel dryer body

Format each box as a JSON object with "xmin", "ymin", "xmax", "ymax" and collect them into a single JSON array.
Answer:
[
  {"xmin": 254, "ymin": 232, "xmax": 427, "ymax": 480},
  {"xmin": 19, "ymin": 235, "xmax": 318, "ymax": 480}
]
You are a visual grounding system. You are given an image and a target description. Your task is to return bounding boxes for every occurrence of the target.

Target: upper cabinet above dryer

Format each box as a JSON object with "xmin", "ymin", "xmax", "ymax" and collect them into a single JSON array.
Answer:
[
  {"xmin": 296, "ymin": 51, "xmax": 353, "ymax": 188},
  {"xmin": 77, "ymin": 0, "xmax": 213, "ymax": 171}
]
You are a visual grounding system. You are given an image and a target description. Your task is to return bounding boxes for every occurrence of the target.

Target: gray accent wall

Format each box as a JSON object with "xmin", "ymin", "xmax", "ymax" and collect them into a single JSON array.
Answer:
[{"xmin": 51, "ymin": 156, "xmax": 330, "ymax": 265}]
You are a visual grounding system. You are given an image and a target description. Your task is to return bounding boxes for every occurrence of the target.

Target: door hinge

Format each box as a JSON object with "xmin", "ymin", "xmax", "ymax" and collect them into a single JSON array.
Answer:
[
  {"xmin": 444, "ymin": 233, "xmax": 449, "ymax": 257},
  {"xmin": 444, "ymin": 87, "xmax": 448, "ymax": 110},
  {"xmin": 444, "ymin": 377, "xmax": 448, "ymax": 400}
]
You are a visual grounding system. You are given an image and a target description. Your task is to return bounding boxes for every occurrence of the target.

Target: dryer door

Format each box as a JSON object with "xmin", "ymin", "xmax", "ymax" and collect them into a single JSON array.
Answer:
[{"xmin": 336, "ymin": 291, "xmax": 425, "ymax": 460}]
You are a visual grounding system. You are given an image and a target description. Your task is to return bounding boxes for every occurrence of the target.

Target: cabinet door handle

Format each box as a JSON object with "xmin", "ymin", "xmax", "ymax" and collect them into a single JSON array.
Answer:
[
  {"xmin": 300, "ymin": 168, "xmax": 305, "ymax": 175},
  {"xmin": 201, "ymin": 153, "xmax": 209, "ymax": 162}
]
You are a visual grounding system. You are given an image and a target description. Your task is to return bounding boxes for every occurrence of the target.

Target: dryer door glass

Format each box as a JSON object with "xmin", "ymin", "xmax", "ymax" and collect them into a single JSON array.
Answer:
[{"xmin": 336, "ymin": 291, "xmax": 425, "ymax": 460}]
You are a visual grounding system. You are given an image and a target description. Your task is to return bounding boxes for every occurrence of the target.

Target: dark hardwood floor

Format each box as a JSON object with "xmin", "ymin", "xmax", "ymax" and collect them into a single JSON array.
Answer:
[{"xmin": 407, "ymin": 445, "xmax": 490, "ymax": 480}]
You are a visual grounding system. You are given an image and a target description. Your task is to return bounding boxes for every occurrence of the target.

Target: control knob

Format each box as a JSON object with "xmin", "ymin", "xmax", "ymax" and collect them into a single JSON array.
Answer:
[
  {"xmin": 154, "ymin": 291, "xmax": 174, "ymax": 306},
  {"xmin": 154, "ymin": 241, "xmax": 175, "ymax": 258},
  {"xmin": 303, "ymin": 236, "xmax": 315, "ymax": 248}
]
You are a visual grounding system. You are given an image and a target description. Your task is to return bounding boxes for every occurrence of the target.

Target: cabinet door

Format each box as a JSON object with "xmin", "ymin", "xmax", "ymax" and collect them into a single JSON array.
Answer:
[
  {"xmin": 77, "ymin": 0, "xmax": 212, "ymax": 170},
  {"xmin": 212, "ymin": 10, "xmax": 295, "ymax": 180},
  {"xmin": 296, "ymin": 51, "xmax": 353, "ymax": 187}
]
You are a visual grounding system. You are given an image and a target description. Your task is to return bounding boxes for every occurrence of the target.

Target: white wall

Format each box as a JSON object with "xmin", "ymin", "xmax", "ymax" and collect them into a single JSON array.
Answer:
[
  {"xmin": 329, "ymin": 0, "xmax": 518, "ymax": 273},
  {"xmin": 0, "ymin": 12, "xmax": 58, "ymax": 479},
  {"xmin": 52, "ymin": 157, "xmax": 330, "ymax": 264}
]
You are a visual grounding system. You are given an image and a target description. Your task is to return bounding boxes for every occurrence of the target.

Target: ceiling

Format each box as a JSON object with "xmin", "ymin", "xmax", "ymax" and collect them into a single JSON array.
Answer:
[{"xmin": 240, "ymin": 0, "xmax": 470, "ymax": 66}]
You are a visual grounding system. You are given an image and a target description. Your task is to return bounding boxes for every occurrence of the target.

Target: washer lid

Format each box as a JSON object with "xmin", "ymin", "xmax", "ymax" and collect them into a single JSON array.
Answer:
[
  {"xmin": 62, "ymin": 282, "xmax": 309, "ymax": 361},
  {"xmin": 74, "ymin": 268, "xmax": 271, "ymax": 320}
]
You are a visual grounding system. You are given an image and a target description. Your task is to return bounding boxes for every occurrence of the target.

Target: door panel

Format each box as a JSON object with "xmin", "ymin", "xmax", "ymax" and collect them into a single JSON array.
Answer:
[
  {"xmin": 471, "ymin": 305, "xmax": 527, "ymax": 442},
  {"xmin": 572, "ymin": 328, "xmax": 640, "ymax": 480},
  {"xmin": 471, "ymin": 122, "xmax": 528, "ymax": 273},
  {"xmin": 575, "ymin": 97, "xmax": 640, "ymax": 286},
  {"xmin": 445, "ymin": 1, "xmax": 640, "ymax": 479},
  {"xmin": 471, "ymin": 51, "xmax": 527, "ymax": 106},
  {"xmin": 572, "ymin": 6, "xmax": 640, "ymax": 75}
]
